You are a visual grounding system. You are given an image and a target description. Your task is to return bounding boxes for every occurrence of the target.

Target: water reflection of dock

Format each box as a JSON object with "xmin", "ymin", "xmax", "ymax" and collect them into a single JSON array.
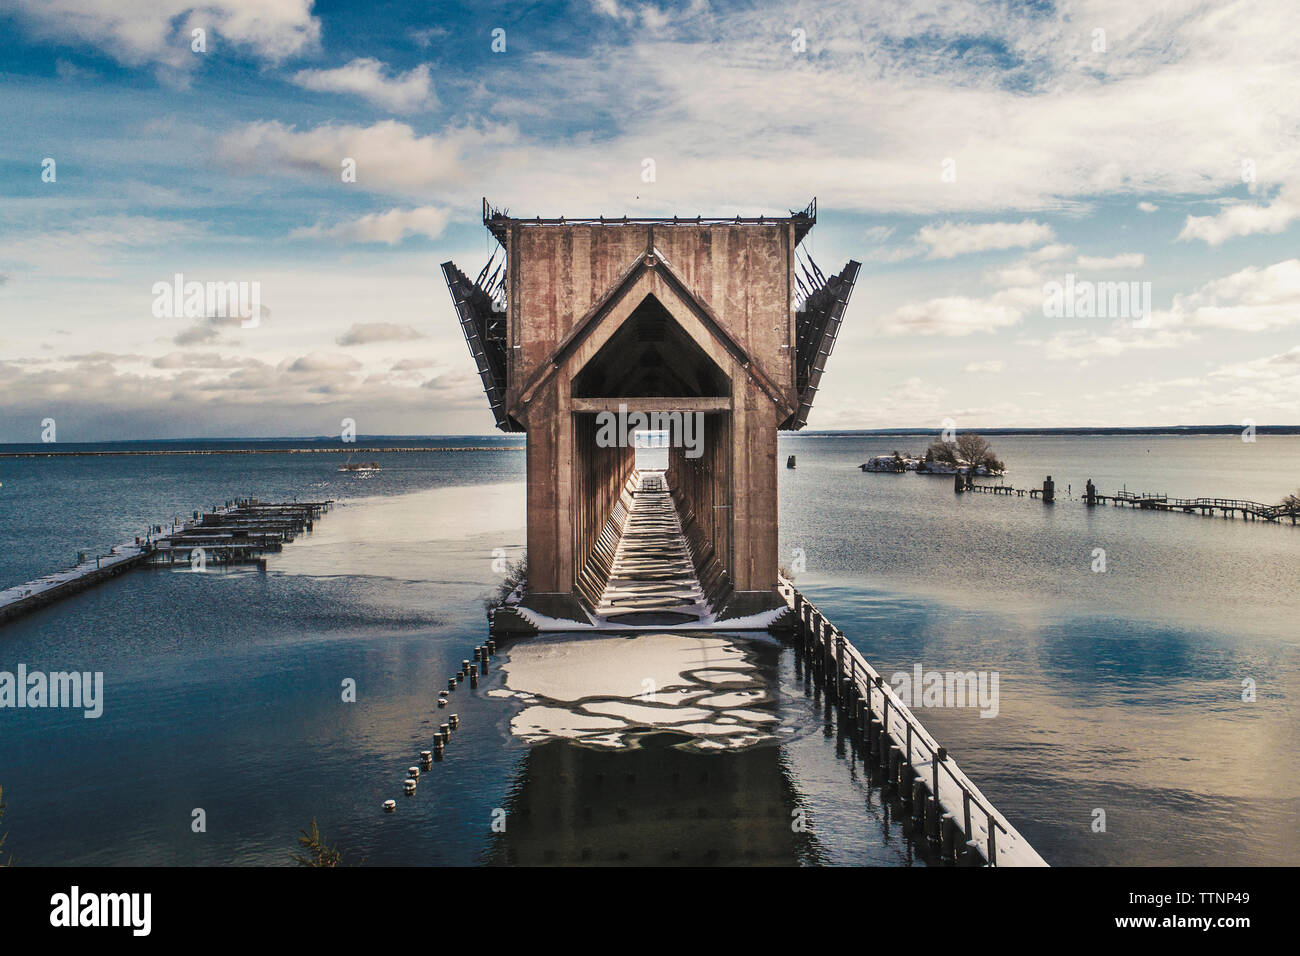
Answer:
[
  {"xmin": 485, "ymin": 630, "xmax": 814, "ymax": 864},
  {"xmin": 481, "ymin": 628, "xmax": 1012, "ymax": 866},
  {"xmin": 481, "ymin": 469, "xmax": 1047, "ymax": 864},
  {"xmin": 486, "ymin": 735, "xmax": 815, "ymax": 865}
]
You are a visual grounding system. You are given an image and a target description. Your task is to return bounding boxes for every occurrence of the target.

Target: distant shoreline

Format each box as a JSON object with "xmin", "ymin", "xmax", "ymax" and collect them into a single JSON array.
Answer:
[
  {"xmin": 801, "ymin": 425, "xmax": 1300, "ymax": 436},
  {"xmin": 0, "ymin": 446, "xmax": 526, "ymax": 458},
  {"xmin": 1, "ymin": 425, "xmax": 1297, "ymax": 457}
]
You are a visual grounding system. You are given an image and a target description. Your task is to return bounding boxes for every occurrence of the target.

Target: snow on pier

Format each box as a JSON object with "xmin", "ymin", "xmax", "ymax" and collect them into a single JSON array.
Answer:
[
  {"xmin": 0, "ymin": 498, "xmax": 333, "ymax": 626},
  {"xmin": 0, "ymin": 545, "xmax": 148, "ymax": 625},
  {"xmin": 493, "ymin": 472, "xmax": 785, "ymax": 633}
]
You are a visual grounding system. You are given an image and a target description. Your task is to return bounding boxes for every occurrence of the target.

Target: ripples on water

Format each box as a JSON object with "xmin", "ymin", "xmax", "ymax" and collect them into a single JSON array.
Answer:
[
  {"xmin": 782, "ymin": 434, "xmax": 1300, "ymax": 866},
  {"xmin": 0, "ymin": 434, "xmax": 1296, "ymax": 865}
]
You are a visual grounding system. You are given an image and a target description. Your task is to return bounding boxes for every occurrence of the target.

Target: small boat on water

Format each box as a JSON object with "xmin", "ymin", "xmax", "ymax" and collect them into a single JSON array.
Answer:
[{"xmin": 337, "ymin": 456, "xmax": 380, "ymax": 474}]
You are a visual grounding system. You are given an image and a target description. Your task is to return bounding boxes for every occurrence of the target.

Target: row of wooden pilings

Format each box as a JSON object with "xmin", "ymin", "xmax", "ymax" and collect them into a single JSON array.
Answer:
[{"xmin": 790, "ymin": 587, "xmax": 1008, "ymax": 867}]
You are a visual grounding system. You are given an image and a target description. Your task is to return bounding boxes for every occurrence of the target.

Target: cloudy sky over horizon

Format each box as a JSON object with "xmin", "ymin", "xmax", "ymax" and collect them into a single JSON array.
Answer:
[{"xmin": 1, "ymin": 0, "xmax": 1298, "ymax": 442}]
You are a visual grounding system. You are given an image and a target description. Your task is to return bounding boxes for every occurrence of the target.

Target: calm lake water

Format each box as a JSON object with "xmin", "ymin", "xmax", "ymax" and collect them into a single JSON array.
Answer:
[{"xmin": 0, "ymin": 434, "xmax": 1296, "ymax": 865}]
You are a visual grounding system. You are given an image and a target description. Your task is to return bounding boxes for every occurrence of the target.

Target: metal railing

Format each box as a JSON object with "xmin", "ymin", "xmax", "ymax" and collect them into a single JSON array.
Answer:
[{"xmin": 779, "ymin": 579, "xmax": 1046, "ymax": 867}]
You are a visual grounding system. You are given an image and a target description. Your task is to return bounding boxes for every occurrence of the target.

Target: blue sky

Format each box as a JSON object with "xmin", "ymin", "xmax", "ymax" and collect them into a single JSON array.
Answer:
[{"xmin": 0, "ymin": 0, "xmax": 1297, "ymax": 440}]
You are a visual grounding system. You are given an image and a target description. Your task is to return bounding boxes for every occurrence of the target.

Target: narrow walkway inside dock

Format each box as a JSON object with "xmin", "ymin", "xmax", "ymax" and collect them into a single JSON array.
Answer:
[{"xmin": 594, "ymin": 471, "xmax": 711, "ymax": 627}]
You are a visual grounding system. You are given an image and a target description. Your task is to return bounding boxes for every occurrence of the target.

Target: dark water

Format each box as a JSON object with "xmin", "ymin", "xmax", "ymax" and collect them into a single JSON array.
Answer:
[{"xmin": 0, "ymin": 433, "xmax": 1296, "ymax": 865}]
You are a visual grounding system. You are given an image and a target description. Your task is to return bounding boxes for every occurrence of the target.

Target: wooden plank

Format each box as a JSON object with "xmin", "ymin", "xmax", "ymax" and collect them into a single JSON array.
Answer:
[{"xmin": 570, "ymin": 396, "xmax": 731, "ymax": 414}]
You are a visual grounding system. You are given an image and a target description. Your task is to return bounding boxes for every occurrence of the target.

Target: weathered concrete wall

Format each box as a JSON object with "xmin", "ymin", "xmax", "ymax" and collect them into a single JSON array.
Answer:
[
  {"xmin": 511, "ymin": 222, "xmax": 792, "ymax": 614},
  {"xmin": 665, "ymin": 401, "xmax": 778, "ymax": 600},
  {"xmin": 571, "ymin": 414, "xmax": 636, "ymax": 603},
  {"xmin": 507, "ymin": 223, "xmax": 797, "ymax": 409}
]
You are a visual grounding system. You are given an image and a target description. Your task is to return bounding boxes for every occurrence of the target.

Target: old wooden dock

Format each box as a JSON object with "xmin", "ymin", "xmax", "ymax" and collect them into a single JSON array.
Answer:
[
  {"xmin": 781, "ymin": 581, "xmax": 1048, "ymax": 867},
  {"xmin": 147, "ymin": 498, "xmax": 333, "ymax": 567},
  {"xmin": 0, "ymin": 498, "xmax": 333, "ymax": 625},
  {"xmin": 1088, "ymin": 490, "xmax": 1298, "ymax": 522},
  {"xmin": 959, "ymin": 477, "xmax": 1299, "ymax": 525},
  {"xmin": 0, "ymin": 545, "xmax": 150, "ymax": 625}
]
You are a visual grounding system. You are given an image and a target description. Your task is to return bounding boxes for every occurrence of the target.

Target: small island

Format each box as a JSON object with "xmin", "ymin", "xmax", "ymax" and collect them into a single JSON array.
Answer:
[{"xmin": 862, "ymin": 433, "xmax": 1006, "ymax": 476}]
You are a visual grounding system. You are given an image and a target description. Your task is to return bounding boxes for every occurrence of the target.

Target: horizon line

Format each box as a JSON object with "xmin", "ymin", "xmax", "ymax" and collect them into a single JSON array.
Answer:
[{"xmin": 2, "ymin": 423, "xmax": 1298, "ymax": 446}]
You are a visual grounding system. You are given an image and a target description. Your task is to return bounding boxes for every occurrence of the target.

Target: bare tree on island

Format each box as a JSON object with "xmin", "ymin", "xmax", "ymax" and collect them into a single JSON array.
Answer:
[{"xmin": 926, "ymin": 432, "xmax": 1005, "ymax": 473}]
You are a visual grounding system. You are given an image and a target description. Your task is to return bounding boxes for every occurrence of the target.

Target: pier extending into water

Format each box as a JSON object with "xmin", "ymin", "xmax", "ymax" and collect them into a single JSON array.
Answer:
[
  {"xmin": 0, "ymin": 545, "xmax": 149, "ymax": 625},
  {"xmin": 1086, "ymin": 490, "xmax": 1298, "ymax": 522},
  {"xmin": 781, "ymin": 582, "xmax": 1048, "ymax": 867},
  {"xmin": 145, "ymin": 498, "xmax": 333, "ymax": 568},
  {"xmin": 486, "ymin": 466, "xmax": 1045, "ymax": 864},
  {"xmin": 954, "ymin": 474, "xmax": 1299, "ymax": 525},
  {"xmin": 0, "ymin": 498, "xmax": 332, "ymax": 626}
]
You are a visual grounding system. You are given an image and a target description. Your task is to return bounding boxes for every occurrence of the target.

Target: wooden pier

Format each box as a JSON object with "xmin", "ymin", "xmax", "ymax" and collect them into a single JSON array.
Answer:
[
  {"xmin": 0, "ymin": 498, "xmax": 333, "ymax": 625},
  {"xmin": 960, "ymin": 477, "xmax": 1298, "ymax": 524},
  {"xmin": 147, "ymin": 498, "xmax": 333, "ymax": 567},
  {"xmin": 1090, "ymin": 490, "xmax": 1298, "ymax": 522},
  {"xmin": 780, "ymin": 581, "xmax": 1048, "ymax": 867},
  {"xmin": 0, "ymin": 545, "xmax": 149, "ymax": 625},
  {"xmin": 965, "ymin": 482, "xmax": 1043, "ymax": 499}
]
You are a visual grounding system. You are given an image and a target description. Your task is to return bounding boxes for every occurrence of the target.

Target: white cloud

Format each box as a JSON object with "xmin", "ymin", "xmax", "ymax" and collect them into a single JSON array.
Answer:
[
  {"xmin": 408, "ymin": 26, "xmax": 449, "ymax": 49},
  {"xmin": 981, "ymin": 247, "xmax": 1143, "ymax": 290},
  {"xmin": 915, "ymin": 220, "xmax": 1054, "ymax": 259},
  {"xmin": 1103, "ymin": 347, "xmax": 1300, "ymax": 419},
  {"xmin": 291, "ymin": 58, "xmax": 436, "ymax": 113},
  {"xmin": 5, "ymin": 0, "xmax": 320, "ymax": 69},
  {"xmin": 336, "ymin": 323, "xmax": 426, "ymax": 346},
  {"xmin": 219, "ymin": 121, "xmax": 515, "ymax": 192},
  {"xmin": 1076, "ymin": 253, "xmax": 1145, "ymax": 270},
  {"xmin": 876, "ymin": 295, "xmax": 1024, "ymax": 337},
  {"xmin": 1178, "ymin": 185, "xmax": 1300, "ymax": 245},
  {"xmin": 391, "ymin": 357, "xmax": 434, "ymax": 372},
  {"xmin": 152, "ymin": 352, "xmax": 265, "ymax": 370},
  {"xmin": 982, "ymin": 262, "xmax": 1044, "ymax": 287},
  {"xmin": 1041, "ymin": 328, "xmax": 1199, "ymax": 362},
  {"xmin": 461, "ymin": 1, "xmax": 1300, "ymax": 217},
  {"xmin": 589, "ymin": 0, "xmax": 692, "ymax": 30},
  {"xmin": 292, "ymin": 206, "xmax": 450, "ymax": 244},
  {"xmin": 0, "ymin": 215, "xmax": 201, "ymax": 281},
  {"xmin": 1154, "ymin": 259, "xmax": 1300, "ymax": 332},
  {"xmin": 181, "ymin": 2, "xmax": 1300, "ymax": 223},
  {"xmin": 1028, "ymin": 244, "xmax": 1075, "ymax": 263},
  {"xmin": 286, "ymin": 352, "xmax": 363, "ymax": 373},
  {"xmin": 591, "ymin": 0, "xmax": 636, "ymax": 23},
  {"xmin": 1209, "ymin": 346, "xmax": 1300, "ymax": 382},
  {"xmin": 1137, "ymin": 201, "xmax": 1158, "ymax": 213},
  {"xmin": 964, "ymin": 360, "xmax": 1004, "ymax": 374}
]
